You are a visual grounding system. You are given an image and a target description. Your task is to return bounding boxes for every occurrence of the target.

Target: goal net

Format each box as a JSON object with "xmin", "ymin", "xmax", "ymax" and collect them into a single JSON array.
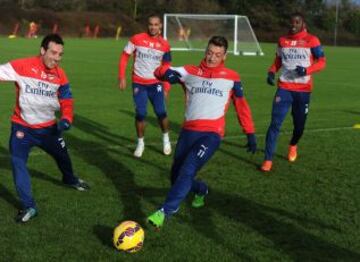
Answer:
[{"xmin": 163, "ymin": 14, "xmax": 264, "ymax": 56}]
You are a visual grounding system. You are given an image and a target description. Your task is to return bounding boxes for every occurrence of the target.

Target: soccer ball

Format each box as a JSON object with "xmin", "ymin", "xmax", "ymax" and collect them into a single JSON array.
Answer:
[{"xmin": 113, "ymin": 221, "xmax": 145, "ymax": 253}]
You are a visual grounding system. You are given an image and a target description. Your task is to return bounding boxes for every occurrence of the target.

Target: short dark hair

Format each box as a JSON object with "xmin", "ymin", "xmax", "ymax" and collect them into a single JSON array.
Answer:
[
  {"xmin": 291, "ymin": 12, "xmax": 305, "ymax": 21},
  {"xmin": 148, "ymin": 14, "xmax": 162, "ymax": 22},
  {"xmin": 41, "ymin": 34, "xmax": 64, "ymax": 50},
  {"xmin": 207, "ymin": 36, "xmax": 228, "ymax": 52}
]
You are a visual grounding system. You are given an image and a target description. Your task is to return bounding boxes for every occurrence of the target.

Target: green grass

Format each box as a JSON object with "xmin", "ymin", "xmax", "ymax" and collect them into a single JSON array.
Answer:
[{"xmin": 0, "ymin": 37, "xmax": 359, "ymax": 261}]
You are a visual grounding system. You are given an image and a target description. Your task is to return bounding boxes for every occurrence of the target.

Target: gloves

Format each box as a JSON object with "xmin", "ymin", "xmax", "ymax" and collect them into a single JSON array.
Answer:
[
  {"xmin": 164, "ymin": 69, "xmax": 181, "ymax": 84},
  {"xmin": 57, "ymin": 119, "xmax": 71, "ymax": 133},
  {"xmin": 295, "ymin": 66, "xmax": 307, "ymax": 77},
  {"xmin": 267, "ymin": 72, "xmax": 275, "ymax": 86},
  {"xmin": 246, "ymin": 133, "xmax": 257, "ymax": 154}
]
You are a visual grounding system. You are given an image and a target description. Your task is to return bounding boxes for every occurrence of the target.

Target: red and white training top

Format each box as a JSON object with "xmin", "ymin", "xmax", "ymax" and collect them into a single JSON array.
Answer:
[
  {"xmin": 118, "ymin": 32, "xmax": 171, "ymax": 87},
  {"xmin": 0, "ymin": 56, "xmax": 73, "ymax": 128},
  {"xmin": 155, "ymin": 60, "xmax": 255, "ymax": 137},
  {"xmin": 269, "ymin": 30, "xmax": 326, "ymax": 92}
]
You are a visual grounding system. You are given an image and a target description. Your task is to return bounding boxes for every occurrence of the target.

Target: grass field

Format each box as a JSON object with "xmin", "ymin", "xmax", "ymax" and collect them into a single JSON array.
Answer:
[{"xmin": 0, "ymin": 37, "xmax": 359, "ymax": 261}]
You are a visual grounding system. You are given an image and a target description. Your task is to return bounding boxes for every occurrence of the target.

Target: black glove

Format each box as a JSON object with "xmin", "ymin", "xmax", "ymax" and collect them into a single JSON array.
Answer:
[
  {"xmin": 295, "ymin": 66, "xmax": 307, "ymax": 77},
  {"xmin": 267, "ymin": 72, "xmax": 275, "ymax": 86},
  {"xmin": 57, "ymin": 119, "xmax": 71, "ymax": 133},
  {"xmin": 164, "ymin": 69, "xmax": 182, "ymax": 84},
  {"xmin": 246, "ymin": 133, "xmax": 257, "ymax": 154}
]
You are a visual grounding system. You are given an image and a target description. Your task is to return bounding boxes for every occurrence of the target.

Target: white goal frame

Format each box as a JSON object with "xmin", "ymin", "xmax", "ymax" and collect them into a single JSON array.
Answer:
[{"xmin": 163, "ymin": 14, "xmax": 264, "ymax": 56}]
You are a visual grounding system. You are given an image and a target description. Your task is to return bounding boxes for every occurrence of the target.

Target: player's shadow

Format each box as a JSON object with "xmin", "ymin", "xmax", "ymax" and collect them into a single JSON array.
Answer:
[
  {"xmin": 30, "ymin": 168, "xmax": 65, "ymax": 187},
  {"xmin": 66, "ymin": 115, "xmax": 170, "ymax": 246},
  {"xmin": 342, "ymin": 109, "xmax": 360, "ymax": 115},
  {"xmin": 0, "ymin": 146, "xmax": 21, "ymax": 209},
  {"xmin": 119, "ymin": 108, "xmax": 183, "ymax": 134},
  {"xmin": 72, "ymin": 114, "xmax": 168, "ymax": 171},
  {"xmin": 219, "ymin": 139, "xmax": 260, "ymax": 168},
  {"xmin": 93, "ymin": 224, "xmax": 114, "ymax": 248},
  {"xmin": 190, "ymin": 190, "xmax": 359, "ymax": 260},
  {"xmin": 0, "ymin": 184, "xmax": 21, "ymax": 209},
  {"xmin": 221, "ymin": 138, "xmax": 289, "ymax": 165}
]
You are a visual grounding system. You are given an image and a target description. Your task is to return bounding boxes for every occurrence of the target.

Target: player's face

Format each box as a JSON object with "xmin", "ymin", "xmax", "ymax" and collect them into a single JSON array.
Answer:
[
  {"xmin": 40, "ymin": 42, "xmax": 64, "ymax": 69},
  {"xmin": 289, "ymin": 16, "xmax": 304, "ymax": 34},
  {"xmin": 205, "ymin": 44, "xmax": 227, "ymax": 68},
  {"xmin": 148, "ymin": 17, "xmax": 162, "ymax": 37}
]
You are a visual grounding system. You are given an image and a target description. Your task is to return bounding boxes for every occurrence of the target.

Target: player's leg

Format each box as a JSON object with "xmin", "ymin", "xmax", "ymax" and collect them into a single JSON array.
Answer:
[
  {"xmin": 149, "ymin": 83, "xmax": 171, "ymax": 155},
  {"xmin": 288, "ymin": 92, "xmax": 311, "ymax": 162},
  {"xmin": 148, "ymin": 132, "xmax": 220, "ymax": 227},
  {"xmin": 39, "ymin": 126, "xmax": 89, "ymax": 191},
  {"xmin": 170, "ymin": 129, "xmax": 193, "ymax": 185},
  {"xmin": 164, "ymin": 132, "xmax": 220, "ymax": 212},
  {"xmin": 9, "ymin": 124, "xmax": 37, "ymax": 222},
  {"xmin": 133, "ymin": 83, "xmax": 148, "ymax": 157},
  {"xmin": 148, "ymin": 132, "xmax": 221, "ymax": 227},
  {"xmin": 262, "ymin": 88, "xmax": 293, "ymax": 171}
]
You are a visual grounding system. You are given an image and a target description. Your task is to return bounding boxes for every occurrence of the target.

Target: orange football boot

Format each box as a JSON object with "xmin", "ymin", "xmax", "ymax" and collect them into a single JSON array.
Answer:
[
  {"xmin": 261, "ymin": 160, "xmax": 272, "ymax": 172},
  {"xmin": 288, "ymin": 145, "xmax": 298, "ymax": 162}
]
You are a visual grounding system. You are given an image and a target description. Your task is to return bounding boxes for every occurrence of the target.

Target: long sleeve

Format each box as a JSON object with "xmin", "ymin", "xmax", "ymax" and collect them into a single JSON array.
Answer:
[
  {"xmin": 268, "ymin": 55, "xmax": 282, "ymax": 73},
  {"xmin": 118, "ymin": 51, "xmax": 131, "ymax": 80},
  {"xmin": 232, "ymin": 81, "xmax": 255, "ymax": 134},
  {"xmin": 58, "ymin": 83, "xmax": 74, "ymax": 123},
  {"xmin": 307, "ymin": 45, "xmax": 326, "ymax": 75},
  {"xmin": 0, "ymin": 63, "xmax": 18, "ymax": 81}
]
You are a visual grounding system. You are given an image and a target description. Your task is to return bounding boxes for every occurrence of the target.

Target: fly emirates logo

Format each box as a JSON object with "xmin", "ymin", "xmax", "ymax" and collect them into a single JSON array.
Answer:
[
  {"xmin": 25, "ymin": 81, "xmax": 57, "ymax": 97},
  {"xmin": 137, "ymin": 49, "xmax": 162, "ymax": 62},
  {"xmin": 282, "ymin": 48, "xmax": 308, "ymax": 60},
  {"xmin": 190, "ymin": 80, "xmax": 223, "ymax": 97}
]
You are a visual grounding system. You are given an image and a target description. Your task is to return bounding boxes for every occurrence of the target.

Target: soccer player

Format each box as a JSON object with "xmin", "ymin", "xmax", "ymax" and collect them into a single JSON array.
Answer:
[
  {"xmin": 118, "ymin": 14, "xmax": 172, "ymax": 158},
  {"xmin": 0, "ymin": 34, "xmax": 89, "ymax": 223},
  {"xmin": 147, "ymin": 36, "xmax": 257, "ymax": 228},
  {"xmin": 261, "ymin": 12, "xmax": 326, "ymax": 172}
]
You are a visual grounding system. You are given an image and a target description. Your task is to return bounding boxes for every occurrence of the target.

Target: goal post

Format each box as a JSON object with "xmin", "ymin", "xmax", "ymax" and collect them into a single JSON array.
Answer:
[{"xmin": 163, "ymin": 14, "xmax": 264, "ymax": 56}]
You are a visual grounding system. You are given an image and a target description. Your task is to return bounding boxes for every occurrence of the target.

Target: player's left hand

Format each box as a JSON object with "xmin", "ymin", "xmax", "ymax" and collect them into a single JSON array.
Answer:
[
  {"xmin": 246, "ymin": 133, "xmax": 257, "ymax": 154},
  {"xmin": 57, "ymin": 119, "xmax": 71, "ymax": 133},
  {"xmin": 295, "ymin": 66, "xmax": 307, "ymax": 77}
]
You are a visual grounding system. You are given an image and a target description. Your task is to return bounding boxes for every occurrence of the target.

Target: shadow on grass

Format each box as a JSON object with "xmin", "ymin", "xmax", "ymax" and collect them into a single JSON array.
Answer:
[
  {"xmin": 119, "ymin": 109, "xmax": 182, "ymax": 135},
  {"xmin": 67, "ymin": 115, "xmax": 171, "ymax": 246},
  {"xmin": 0, "ymin": 184, "xmax": 21, "ymax": 209},
  {"xmin": 93, "ymin": 224, "xmax": 114, "ymax": 248},
  {"xmin": 190, "ymin": 189, "xmax": 359, "ymax": 260},
  {"xmin": 0, "ymin": 146, "xmax": 21, "ymax": 209}
]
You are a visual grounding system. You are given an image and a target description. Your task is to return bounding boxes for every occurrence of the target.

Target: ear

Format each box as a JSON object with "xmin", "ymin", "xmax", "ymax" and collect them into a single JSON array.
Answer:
[
  {"xmin": 223, "ymin": 53, "xmax": 227, "ymax": 62},
  {"xmin": 40, "ymin": 47, "xmax": 46, "ymax": 56}
]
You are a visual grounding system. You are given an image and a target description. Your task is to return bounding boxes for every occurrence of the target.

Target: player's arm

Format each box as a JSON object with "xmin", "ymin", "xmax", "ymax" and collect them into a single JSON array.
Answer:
[
  {"xmin": 295, "ymin": 38, "xmax": 326, "ymax": 76},
  {"xmin": 154, "ymin": 65, "xmax": 183, "ymax": 84},
  {"xmin": 118, "ymin": 52, "xmax": 130, "ymax": 90},
  {"xmin": 0, "ymin": 62, "xmax": 18, "ymax": 82},
  {"xmin": 267, "ymin": 44, "xmax": 282, "ymax": 86},
  {"xmin": 57, "ymin": 82, "xmax": 73, "ymax": 132},
  {"xmin": 306, "ymin": 42, "xmax": 326, "ymax": 74},
  {"xmin": 118, "ymin": 39, "xmax": 135, "ymax": 90},
  {"xmin": 232, "ymin": 81, "xmax": 257, "ymax": 153},
  {"xmin": 161, "ymin": 50, "xmax": 172, "ymax": 97}
]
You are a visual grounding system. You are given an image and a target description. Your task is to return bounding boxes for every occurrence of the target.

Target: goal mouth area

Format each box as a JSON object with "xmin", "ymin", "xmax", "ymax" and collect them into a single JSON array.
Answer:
[{"xmin": 163, "ymin": 13, "xmax": 264, "ymax": 56}]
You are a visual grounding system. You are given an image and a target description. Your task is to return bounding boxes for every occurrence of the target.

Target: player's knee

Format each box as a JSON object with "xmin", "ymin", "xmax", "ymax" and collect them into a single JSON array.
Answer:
[
  {"xmin": 135, "ymin": 113, "xmax": 146, "ymax": 121},
  {"xmin": 11, "ymin": 155, "xmax": 27, "ymax": 168},
  {"xmin": 156, "ymin": 112, "xmax": 167, "ymax": 120}
]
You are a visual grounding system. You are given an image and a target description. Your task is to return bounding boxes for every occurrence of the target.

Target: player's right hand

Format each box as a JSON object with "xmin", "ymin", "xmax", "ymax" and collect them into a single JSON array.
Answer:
[
  {"xmin": 267, "ymin": 72, "xmax": 275, "ymax": 86},
  {"xmin": 119, "ymin": 78, "xmax": 126, "ymax": 90},
  {"xmin": 57, "ymin": 119, "xmax": 71, "ymax": 134}
]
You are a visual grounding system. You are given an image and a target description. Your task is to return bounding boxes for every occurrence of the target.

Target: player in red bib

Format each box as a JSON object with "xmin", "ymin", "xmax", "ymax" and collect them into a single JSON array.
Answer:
[
  {"xmin": 118, "ymin": 14, "xmax": 172, "ymax": 158},
  {"xmin": 147, "ymin": 36, "xmax": 257, "ymax": 228},
  {"xmin": 261, "ymin": 13, "xmax": 326, "ymax": 172},
  {"xmin": 0, "ymin": 34, "xmax": 89, "ymax": 223}
]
